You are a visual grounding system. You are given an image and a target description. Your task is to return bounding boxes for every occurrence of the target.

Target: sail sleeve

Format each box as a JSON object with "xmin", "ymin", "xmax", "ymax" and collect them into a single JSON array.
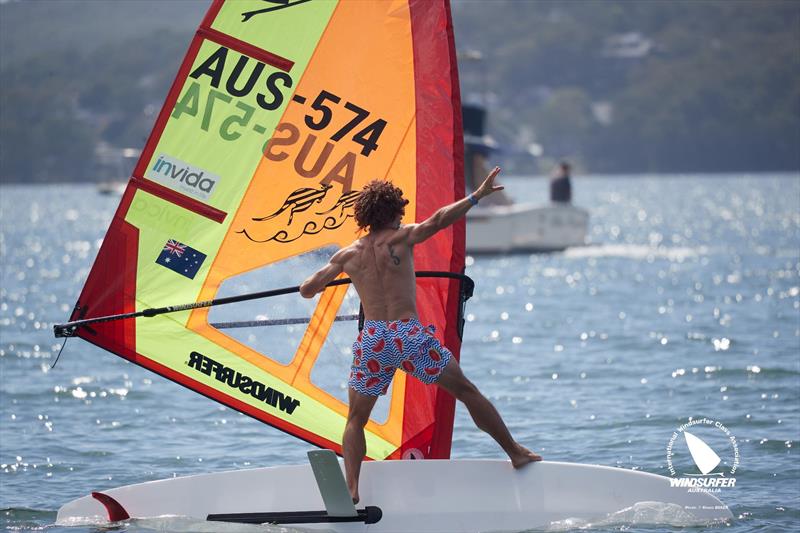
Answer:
[{"xmin": 69, "ymin": 0, "xmax": 465, "ymax": 460}]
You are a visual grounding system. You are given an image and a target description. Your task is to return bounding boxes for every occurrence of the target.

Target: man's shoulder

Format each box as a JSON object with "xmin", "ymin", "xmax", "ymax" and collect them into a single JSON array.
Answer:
[
  {"xmin": 393, "ymin": 224, "xmax": 416, "ymax": 240},
  {"xmin": 332, "ymin": 243, "xmax": 358, "ymax": 261}
]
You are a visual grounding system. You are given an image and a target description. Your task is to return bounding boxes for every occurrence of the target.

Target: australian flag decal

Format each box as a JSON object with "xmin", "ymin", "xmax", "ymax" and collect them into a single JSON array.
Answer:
[{"xmin": 155, "ymin": 239, "xmax": 206, "ymax": 279}]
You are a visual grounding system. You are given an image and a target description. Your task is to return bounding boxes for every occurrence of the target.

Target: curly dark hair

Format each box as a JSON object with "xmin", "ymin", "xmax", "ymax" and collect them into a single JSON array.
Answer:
[{"xmin": 353, "ymin": 180, "xmax": 409, "ymax": 230}]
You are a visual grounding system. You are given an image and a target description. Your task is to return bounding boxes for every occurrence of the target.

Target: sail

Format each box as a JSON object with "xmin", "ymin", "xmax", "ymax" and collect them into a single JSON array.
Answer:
[
  {"xmin": 684, "ymin": 431, "xmax": 722, "ymax": 475},
  {"xmin": 66, "ymin": 0, "xmax": 465, "ymax": 461}
]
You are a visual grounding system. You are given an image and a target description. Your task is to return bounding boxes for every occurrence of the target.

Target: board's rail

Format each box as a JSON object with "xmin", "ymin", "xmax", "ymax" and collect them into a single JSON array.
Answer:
[{"xmin": 54, "ymin": 271, "xmax": 474, "ymax": 338}]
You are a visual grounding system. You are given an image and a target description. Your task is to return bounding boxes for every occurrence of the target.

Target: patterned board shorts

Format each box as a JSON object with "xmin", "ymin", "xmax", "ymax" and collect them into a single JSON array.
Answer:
[{"xmin": 349, "ymin": 318, "xmax": 453, "ymax": 397}]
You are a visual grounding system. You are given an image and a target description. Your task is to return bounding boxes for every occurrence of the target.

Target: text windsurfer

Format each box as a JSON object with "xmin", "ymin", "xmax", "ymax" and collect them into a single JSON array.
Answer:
[{"xmin": 300, "ymin": 167, "xmax": 541, "ymax": 503}]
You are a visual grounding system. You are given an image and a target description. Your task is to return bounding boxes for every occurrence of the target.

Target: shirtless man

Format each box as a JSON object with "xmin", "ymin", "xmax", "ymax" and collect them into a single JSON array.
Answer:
[{"xmin": 300, "ymin": 167, "xmax": 541, "ymax": 503}]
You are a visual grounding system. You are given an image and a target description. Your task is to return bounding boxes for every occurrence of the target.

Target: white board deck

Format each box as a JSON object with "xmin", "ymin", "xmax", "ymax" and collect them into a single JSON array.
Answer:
[{"xmin": 56, "ymin": 459, "xmax": 733, "ymax": 532}]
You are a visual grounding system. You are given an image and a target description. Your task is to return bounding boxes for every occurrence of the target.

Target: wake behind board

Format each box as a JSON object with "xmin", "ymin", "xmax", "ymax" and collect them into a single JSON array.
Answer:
[{"xmin": 57, "ymin": 459, "xmax": 732, "ymax": 532}]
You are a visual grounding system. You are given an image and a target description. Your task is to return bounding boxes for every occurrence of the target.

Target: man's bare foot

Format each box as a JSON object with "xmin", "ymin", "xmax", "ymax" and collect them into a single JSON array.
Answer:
[
  {"xmin": 509, "ymin": 443, "xmax": 542, "ymax": 468},
  {"xmin": 349, "ymin": 484, "xmax": 359, "ymax": 505}
]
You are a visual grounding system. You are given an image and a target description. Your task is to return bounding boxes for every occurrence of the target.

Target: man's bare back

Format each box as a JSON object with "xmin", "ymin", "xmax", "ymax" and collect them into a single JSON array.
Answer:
[{"xmin": 331, "ymin": 225, "xmax": 419, "ymax": 321}]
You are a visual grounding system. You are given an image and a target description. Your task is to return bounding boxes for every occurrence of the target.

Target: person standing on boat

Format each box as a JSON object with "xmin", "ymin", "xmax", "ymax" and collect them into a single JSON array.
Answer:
[
  {"xmin": 300, "ymin": 167, "xmax": 542, "ymax": 503},
  {"xmin": 550, "ymin": 161, "xmax": 572, "ymax": 203}
]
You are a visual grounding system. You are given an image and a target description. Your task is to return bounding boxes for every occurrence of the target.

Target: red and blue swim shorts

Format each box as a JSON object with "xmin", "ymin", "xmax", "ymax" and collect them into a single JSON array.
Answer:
[{"xmin": 349, "ymin": 318, "xmax": 452, "ymax": 396}]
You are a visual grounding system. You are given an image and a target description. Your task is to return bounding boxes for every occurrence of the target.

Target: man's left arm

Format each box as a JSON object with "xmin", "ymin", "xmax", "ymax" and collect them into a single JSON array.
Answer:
[{"xmin": 405, "ymin": 166, "xmax": 503, "ymax": 245}]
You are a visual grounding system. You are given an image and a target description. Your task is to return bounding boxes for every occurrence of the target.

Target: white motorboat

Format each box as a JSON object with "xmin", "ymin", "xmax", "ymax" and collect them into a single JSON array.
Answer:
[
  {"xmin": 461, "ymin": 103, "xmax": 588, "ymax": 254},
  {"xmin": 467, "ymin": 201, "xmax": 589, "ymax": 253}
]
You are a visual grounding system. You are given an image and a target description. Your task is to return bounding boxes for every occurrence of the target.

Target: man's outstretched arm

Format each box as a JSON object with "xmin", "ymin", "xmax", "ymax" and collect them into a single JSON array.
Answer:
[{"xmin": 407, "ymin": 167, "xmax": 504, "ymax": 245}]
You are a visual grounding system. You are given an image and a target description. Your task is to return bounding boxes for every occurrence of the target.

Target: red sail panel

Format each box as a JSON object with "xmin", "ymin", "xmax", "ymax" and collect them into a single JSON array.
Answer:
[{"xmin": 403, "ymin": 0, "xmax": 466, "ymax": 460}]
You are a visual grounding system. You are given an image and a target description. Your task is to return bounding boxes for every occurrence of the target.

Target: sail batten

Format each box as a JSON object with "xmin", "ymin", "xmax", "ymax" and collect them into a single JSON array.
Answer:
[
  {"xmin": 210, "ymin": 314, "xmax": 360, "ymax": 330},
  {"xmin": 64, "ymin": 0, "xmax": 465, "ymax": 461},
  {"xmin": 195, "ymin": 27, "xmax": 295, "ymax": 72}
]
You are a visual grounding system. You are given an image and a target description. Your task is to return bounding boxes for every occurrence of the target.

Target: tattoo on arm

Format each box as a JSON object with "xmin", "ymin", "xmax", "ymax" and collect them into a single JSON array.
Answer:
[{"xmin": 388, "ymin": 245, "xmax": 401, "ymax": 266}]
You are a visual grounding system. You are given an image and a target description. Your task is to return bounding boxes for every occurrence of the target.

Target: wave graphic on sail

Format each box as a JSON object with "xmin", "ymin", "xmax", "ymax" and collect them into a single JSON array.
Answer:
[
  {"xmin": 684, "ymin": 431, "xmax": 722, "ymax": 475},
  {"xmin": 58, "ymin": 0, "xmax": 466, "ymax": 462}
]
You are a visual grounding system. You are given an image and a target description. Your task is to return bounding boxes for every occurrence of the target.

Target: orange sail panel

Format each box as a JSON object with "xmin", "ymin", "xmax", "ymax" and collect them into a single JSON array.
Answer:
[{"xmin": 68, "ymin": 0, "xmax": 465, "ymax": 460}]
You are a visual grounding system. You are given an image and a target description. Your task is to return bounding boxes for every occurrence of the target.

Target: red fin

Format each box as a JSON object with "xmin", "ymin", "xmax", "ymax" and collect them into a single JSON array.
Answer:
[{"xmin": 91, "ymin": 491, "xmax": 130, "ymax": 522}]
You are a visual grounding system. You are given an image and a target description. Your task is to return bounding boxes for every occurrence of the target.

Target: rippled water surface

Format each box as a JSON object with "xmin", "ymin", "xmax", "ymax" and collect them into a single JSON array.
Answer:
[{"xmin": 1, "ymin": 175, "xmax": 798, "ymax": 532}]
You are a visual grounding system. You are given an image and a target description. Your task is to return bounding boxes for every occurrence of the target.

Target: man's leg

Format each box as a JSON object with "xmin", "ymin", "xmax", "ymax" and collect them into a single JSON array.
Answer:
[
  {"xmin": 436, "ymin": 357, "xmax": 542, "ymax": 467},
  {"xmin": 343, "ymin": 388, "xmax": 378, "ymax": 504}
]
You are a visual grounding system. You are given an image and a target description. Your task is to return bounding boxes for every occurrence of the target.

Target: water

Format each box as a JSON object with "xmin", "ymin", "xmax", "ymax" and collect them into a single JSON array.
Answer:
[{"xmin": 1, "ymin": 174, "xmax": 798, "ymax": 532}]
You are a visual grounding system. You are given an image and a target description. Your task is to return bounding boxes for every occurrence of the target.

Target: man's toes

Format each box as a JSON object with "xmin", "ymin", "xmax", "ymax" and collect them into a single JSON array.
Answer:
[{"xmin": 511, "ymin": 447, "xmax": 543, "ymax": 468}]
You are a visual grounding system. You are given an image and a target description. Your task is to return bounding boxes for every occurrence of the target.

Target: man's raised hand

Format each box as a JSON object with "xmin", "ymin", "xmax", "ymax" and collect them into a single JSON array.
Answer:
[{"xmin": 475, "ymin": 166, "xmax": 504, "ymax": 200}]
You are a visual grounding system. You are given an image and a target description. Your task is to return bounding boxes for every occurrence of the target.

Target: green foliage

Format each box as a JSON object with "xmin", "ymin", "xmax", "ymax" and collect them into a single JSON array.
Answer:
[
  {"xmin": 0, "ymin": 83, "xmax": 95, "ymax": 182},
  {"xmin": 0, "ymin": 0, "xmax": 201, "ymax": 183},
  {"xmin": 455, "ymin": 0, "xmax": 800, "ymax": 172},
  {"xmin": 0, "ymin": 0, "xmax": 797, "ymax": 182},
  {"xmin": 0, "ymin": 25, "xmax": 191, "ymax": 183}
]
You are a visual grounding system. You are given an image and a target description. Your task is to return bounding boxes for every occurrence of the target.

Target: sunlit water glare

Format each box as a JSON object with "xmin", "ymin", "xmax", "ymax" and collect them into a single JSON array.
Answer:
[{"xmin": 1, "ymin": 174, "xmax": 798, "ymax": 532}]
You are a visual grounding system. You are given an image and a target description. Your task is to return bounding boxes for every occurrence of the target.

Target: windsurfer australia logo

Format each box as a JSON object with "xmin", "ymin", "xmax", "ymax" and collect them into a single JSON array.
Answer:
[{"xmin": 666, "ymin": 417, "xmax": 739, "ymax": 493}]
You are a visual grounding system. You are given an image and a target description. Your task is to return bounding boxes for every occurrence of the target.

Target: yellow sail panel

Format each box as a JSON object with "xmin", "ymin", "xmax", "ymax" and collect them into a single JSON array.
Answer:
[{"xmin": 190, "ymin": 0, "xmax": 417, "ymax": 458}]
